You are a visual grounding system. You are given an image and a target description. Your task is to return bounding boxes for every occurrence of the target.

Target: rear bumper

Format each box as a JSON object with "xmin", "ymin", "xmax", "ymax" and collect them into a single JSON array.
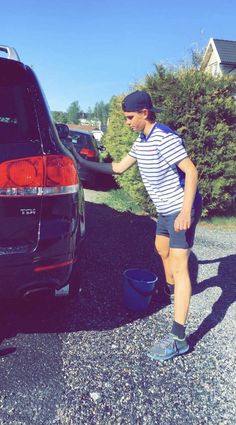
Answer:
[
  {"xmin": 0, "ymin": 252, "xmax": 79, "ymax": 299},
  {"xmin": 0, "ymin": 191, "xmax": 85, "ymax": 299}
]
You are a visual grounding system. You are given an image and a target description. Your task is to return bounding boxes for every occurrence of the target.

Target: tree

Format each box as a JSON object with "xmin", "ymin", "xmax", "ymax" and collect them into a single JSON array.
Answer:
[
  {"xmin": 190, "ymin": 47, "xmax": 205, "ymax": 69},
  {"xmin": 93, "ymin": 101, "xmax": 109, "ymax": 128},
  {"xmin": 51, "ymin": 110, "xmax": 68, "ymax": 123},
  {"xmin": 67, "ymin": 101, "xmax": 81, "ymax": 124},
  {"xmin": 86, "ymin": 107, "xmax": 94, "ymax": 120},
  {"xmin": 103, "ymin": 66, "xmax": 236, "ymax": 216}
]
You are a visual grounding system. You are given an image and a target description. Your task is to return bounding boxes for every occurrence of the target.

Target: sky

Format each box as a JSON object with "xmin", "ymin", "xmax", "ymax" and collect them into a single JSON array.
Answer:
[{"xmin": 1, "ymin": 0, "xmax": 235, "ymax": 112}]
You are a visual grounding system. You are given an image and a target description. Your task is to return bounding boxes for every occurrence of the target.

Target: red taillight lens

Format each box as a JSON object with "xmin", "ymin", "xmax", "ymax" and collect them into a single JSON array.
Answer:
[
  {"xmin": 0, "ymin": 155, "xmax": 78, "ymax": 192},
  {"xmin": 79, "ymin": 148, "xmax": 96, "ymax": 159},
  {"xmin": 0, "ymin": 157, "xmax": 44, "ymax": 188},
  {"xmin": 45, "ymin": 156, "xmax": 78, "ymax": 186}
]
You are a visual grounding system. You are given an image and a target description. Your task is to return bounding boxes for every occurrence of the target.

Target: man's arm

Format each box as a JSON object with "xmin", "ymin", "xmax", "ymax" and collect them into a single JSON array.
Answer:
[
  {"xmin": 174, "ymin": 157, "xmax": 198, "ymax": 232},
  {"xmin": 111, "ymin": 154, "xmax": 137, "ymax": 174},
  {"xmin": 72, "ymin": 147, "xmax": 136, "ymax": 175}
]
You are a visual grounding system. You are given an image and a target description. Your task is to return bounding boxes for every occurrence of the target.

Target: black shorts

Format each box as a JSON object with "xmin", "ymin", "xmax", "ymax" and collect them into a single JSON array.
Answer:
[{"xmin": 156, "ymin": 201, "xmax": 202, "ymax": 249}]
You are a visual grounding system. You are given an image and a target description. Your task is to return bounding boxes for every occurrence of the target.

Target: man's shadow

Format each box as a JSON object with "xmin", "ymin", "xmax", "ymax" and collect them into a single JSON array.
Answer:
[
  {"xmin": 188, "ymin": 253, "xmax": 236, "ymax": 348},
  {"xmin": 148, "ymin": 244, "xmax": 236, "ymax": 352}
]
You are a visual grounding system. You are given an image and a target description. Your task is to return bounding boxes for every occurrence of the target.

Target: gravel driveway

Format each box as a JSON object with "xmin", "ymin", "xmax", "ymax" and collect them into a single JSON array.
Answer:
[{"xmin": 0, "ymin": 189, "xmax": 235, "ymax": 424}]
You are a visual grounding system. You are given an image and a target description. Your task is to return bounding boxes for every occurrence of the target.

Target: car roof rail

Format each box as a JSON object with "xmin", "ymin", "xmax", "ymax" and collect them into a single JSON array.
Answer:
[{"xmin": 0, "ymin": 45, "xmax": 20, "ymax": 61}]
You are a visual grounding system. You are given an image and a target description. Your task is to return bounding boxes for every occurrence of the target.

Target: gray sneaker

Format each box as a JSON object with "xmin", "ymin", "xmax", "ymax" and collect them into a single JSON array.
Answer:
[{"xmin": 147, "ymin": 333, "xmax": 189, "ymax": 361}]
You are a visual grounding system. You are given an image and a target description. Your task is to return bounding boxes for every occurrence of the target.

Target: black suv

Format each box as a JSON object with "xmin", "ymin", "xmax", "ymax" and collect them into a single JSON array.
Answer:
[{"xmin": 0, "ymin": 45, "xmax": 85, "ymax": 299}]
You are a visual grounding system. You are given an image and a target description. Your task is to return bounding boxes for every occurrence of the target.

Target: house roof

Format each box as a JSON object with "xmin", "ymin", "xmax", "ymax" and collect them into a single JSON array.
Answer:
[
  {"xmin": 201, "ymin": 38, "xmax": 236, "ymax": 71},
  {"xmin": 213, "ymin": 39, "xmax": 236, "ymax": 64},
  {"xmin": 68, "ymin": 123, "xmax": 99, "ymax": 132}
]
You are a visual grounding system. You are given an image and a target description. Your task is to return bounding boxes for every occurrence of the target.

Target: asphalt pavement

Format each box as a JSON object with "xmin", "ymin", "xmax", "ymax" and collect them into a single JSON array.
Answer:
[{"xmin": 0, "ymin": 190, "xmax": 235, "ymax": 425}]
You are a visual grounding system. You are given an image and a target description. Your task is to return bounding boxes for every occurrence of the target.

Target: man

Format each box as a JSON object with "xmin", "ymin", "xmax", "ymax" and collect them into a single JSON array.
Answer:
[{"xmin": 74, "ymin": 90, "xmax": 202, "ymax": 362}]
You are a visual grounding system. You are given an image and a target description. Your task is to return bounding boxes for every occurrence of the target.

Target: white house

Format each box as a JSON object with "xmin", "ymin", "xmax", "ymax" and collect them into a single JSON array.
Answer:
[{"xmin": 201, "ymin": 38, "xmax": 236, "ymax": 76}]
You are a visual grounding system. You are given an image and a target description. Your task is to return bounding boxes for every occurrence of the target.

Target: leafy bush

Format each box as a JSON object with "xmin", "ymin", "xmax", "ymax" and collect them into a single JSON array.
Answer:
[{"xmin": 103, "ymin": 67, "xmax": 236, "ymax": 217}]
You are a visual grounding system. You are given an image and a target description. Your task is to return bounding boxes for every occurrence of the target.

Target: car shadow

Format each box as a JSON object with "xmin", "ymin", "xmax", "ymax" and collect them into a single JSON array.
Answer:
[
  {"xmin": 0, "ymin": 202, "xmax": 166, "ymax": 343},
  {"xmin": 0, "ymin": 201, "xmax": 234, "ymax": 353}
]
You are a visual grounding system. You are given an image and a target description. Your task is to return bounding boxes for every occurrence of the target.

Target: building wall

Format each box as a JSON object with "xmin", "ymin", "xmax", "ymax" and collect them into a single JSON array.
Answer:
[{"xmin": 205, "ymin": 50, "xmax": 221, "ymax": 75}]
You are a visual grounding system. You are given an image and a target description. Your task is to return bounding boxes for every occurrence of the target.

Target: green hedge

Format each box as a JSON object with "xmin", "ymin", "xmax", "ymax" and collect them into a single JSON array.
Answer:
[{"xmin": 103, "ymin": 67, "xmax": 236, "ymax": 217}]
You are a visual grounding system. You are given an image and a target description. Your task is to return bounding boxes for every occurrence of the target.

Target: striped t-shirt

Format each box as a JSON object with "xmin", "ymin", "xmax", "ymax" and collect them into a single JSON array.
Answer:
[{"xmin": 128, "ymin": 123, "xmax": 188, "ymax": 215}]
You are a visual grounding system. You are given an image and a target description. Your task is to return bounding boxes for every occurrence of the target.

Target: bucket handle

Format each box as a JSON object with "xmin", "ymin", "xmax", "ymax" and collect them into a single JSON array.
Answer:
[{"xmin": 127, "ymin": 279, "xmax": 157, "ymax": 297}]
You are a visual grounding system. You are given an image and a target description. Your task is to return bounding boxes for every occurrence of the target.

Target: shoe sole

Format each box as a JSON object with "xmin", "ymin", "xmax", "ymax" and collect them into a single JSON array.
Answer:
[{"xmin": 147, "ymin": 344, "xmax": 189, "ymax": 362}]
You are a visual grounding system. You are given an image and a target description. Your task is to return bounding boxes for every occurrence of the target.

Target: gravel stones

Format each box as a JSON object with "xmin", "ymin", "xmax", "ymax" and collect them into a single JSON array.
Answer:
[
  {"xmin": 0, "ymin": 192, "xmax": 235, "ymax": 424},
  {"xmin": 55, "ymin": 198, "xmax": 236, "ymax": 425}
]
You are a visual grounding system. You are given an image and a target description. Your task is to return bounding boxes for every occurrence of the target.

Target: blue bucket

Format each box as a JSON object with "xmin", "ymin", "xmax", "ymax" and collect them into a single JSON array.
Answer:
[{"xmin": 123, "ymin": 268, "xmax": 158, "ymax": 312}]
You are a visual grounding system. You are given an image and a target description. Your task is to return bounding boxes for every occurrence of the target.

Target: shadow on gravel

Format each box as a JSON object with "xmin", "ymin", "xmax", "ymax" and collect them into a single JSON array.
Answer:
[
  {"xmin": 0, "ymin": 201, "xmax": 167, "ymax": 346},
  {"xmin": 189, "ymin": 254, "xmax": 236, "ymax": 349},
  {"xmin": 2, "ymin": 201, "xmax": 233, "ymax": 354},
  {"xmin": 0, "ymin": 201, "xmax": 176, "ymax": 349}
]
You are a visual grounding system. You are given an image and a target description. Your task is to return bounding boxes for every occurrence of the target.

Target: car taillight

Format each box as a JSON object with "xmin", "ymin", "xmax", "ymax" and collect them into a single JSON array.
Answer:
[
  {"xmin": 0, "ymin": 155, "xmax": 79, "ymax": 197},
  {"xmin": 79, "ymin": 148, "xmax": 96, "ymax": 159},
  {"xmin": 45, "ymin": 156, "xmax": 78, "ymax": 186},
  {"xmin": 0, "ymin": 157, "xmax": 44, "ymax": 188}
]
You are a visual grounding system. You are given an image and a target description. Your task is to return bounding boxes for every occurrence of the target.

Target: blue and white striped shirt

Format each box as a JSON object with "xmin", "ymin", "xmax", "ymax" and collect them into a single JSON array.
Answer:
[{"xmin": 128, "ymin": 123, "xmax": 188, "ymax": 215}]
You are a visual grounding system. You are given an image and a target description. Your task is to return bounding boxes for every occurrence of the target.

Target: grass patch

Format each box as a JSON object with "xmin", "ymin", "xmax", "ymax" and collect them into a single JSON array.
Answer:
[
  {"xmin": 96, "ymin": 188, "xmax": 145, "ymax": 215},
  {"xmin": 200, "ymin": 215, "xmax": 236, "ymax": 229},
  {"xmin": 104, "ymin": 190, "xmax": 236, "ymax": 228},
  {"xmin": 87, "ymin": 186, "xmax": 236, "ymax": 229}
]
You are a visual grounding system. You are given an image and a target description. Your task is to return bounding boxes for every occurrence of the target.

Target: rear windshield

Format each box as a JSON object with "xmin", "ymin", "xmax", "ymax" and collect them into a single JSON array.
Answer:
[
  {"xmin": 0, "ymin": 63, "xmax": 39, "ymax": 143},
  {"xmin": 68, "ymin": 131, "xmax": 93, "ymax": 148}
]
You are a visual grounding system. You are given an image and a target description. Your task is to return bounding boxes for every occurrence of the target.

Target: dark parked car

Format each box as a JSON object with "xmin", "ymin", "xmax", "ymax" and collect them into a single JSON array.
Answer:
[
  {"xmin": 66, "ymin": 128, "xmax": 106, "ymax": 186},
  {"xmin": 0, "ymin": 45, "xmax": 85, "ymax": 299}
]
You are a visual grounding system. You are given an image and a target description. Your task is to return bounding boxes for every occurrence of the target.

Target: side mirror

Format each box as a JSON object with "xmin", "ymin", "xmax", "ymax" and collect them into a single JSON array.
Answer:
[
  {"xmin": 98, "ymin": 145, "xmax": 106, "ymax": 152},
  {"xmin": 55, "ymin": 123, "xmax": 69, "ymax": 140}
]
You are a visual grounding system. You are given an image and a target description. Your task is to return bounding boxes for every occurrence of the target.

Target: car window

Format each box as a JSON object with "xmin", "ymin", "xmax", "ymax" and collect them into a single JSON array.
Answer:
[
  {"xmin": 68, "ymin": 131, "xmax": 93, "ymax": 149},
  {"xmin": 0, "ymin": 71, "xmax": 39, "ymax": 143}
]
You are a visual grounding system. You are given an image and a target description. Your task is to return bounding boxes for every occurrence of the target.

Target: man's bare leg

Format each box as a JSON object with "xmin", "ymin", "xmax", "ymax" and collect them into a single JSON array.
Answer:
[{"xmin": 170, "ymin": 248, "xmax": 191, "ymax": 325}]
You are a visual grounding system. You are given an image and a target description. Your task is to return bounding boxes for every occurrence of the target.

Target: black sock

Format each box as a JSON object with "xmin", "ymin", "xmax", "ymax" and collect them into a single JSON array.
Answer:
[
  {"xmin": 171, "ymin": 321, "xmax": 186, "ymax": 340},
  {"xmin": 167, "ymin": 283, "xmax": 174, "ymax": 295}
]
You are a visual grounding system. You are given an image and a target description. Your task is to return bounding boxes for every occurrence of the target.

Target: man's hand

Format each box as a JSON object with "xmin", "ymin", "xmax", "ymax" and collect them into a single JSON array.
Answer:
[{"xmin": 174, "ymin": 211, "xmax": 191, "ymax": 232}]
